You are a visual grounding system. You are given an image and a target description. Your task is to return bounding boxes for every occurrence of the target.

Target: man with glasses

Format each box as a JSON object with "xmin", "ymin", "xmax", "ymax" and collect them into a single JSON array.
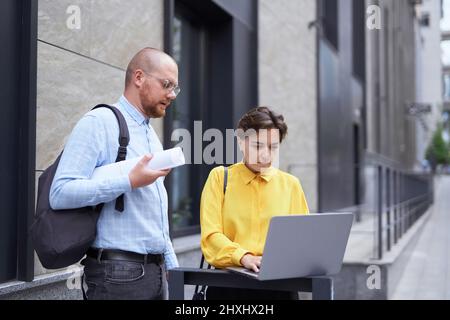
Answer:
[{"xmin": 50, "ymin": 48, "xmax": 180, "ymax": 300}]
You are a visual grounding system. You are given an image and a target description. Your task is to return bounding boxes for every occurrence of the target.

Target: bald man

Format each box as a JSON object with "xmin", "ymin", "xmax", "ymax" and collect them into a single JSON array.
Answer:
[{"xmin": 50, "ymin": 48, "xmax": 180, "ymax": 300}]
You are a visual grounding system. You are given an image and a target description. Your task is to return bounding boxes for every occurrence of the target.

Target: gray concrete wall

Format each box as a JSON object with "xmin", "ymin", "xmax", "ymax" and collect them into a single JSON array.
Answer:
[
  {"xmin": 365, "ymin": 0, "xmax": 418, "ymax": 168},
  {"xmin": 258, "ymin": 0, "xmax": 318, "ymax": 210},
  {"xmin": 414, "ymin": 0, "xmax": 443, "ymax": 169},
  {"xmin": 365, "ymin": 0, "xmax": 379, "ymax": 155},
  {"xmin": 36, "ymin": 0, "xmax": 164, "ymax": 277}
]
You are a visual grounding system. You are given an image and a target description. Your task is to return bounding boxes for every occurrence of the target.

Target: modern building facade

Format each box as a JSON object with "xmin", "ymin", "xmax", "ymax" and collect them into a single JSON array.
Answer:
[{"xmin": 0, "ymin": 0, "xmax": 436, "ymax": 299}]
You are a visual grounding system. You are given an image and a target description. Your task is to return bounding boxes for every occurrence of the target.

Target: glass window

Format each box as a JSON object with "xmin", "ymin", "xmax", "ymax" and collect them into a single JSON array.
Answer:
[{"xmin": 167, "ymin": 9, "xmax": 207, "ymax": 236}]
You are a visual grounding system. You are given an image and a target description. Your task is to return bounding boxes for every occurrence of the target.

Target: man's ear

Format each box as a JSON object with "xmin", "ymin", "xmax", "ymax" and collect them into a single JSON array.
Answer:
[{"xmin": 134, "ymin": 70, "xmax": 145, "ymax": 88}]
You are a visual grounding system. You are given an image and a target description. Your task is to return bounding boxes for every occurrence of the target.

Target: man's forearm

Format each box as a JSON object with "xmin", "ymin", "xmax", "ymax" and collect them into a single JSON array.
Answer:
[{"xmin": 50, "ymin": 175, "xmax": 131, "ymax": 210}]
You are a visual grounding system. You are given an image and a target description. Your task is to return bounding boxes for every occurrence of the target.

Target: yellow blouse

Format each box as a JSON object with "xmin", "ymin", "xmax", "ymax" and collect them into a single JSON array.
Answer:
[{"xmin": 200, "ymin": 162, "xmax": 309, "ymax": 268}]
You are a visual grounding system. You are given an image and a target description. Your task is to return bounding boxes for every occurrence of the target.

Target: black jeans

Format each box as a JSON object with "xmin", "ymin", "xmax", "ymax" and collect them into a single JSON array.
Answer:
[{"xmin": 82, "ymin": 256, "xmax": 166, "ymax": 300}]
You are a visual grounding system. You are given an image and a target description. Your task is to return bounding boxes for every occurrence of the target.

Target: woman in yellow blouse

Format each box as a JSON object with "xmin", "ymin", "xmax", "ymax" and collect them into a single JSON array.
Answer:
[{"xmin": 200, "ymin": 106, "xmax": 309, "ymax": 300}]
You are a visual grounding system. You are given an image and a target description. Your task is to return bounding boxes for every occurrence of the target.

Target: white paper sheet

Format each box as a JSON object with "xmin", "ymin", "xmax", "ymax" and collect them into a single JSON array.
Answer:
[{"xmin": 91, "ymin": 147, "xmax": 186, "ymax": 180}]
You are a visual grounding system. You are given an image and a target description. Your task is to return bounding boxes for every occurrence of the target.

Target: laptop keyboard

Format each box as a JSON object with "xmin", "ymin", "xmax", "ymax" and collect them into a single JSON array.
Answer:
[{"xmin": 240, "ymin": 268, "xmax": 259, "ymax": 277}]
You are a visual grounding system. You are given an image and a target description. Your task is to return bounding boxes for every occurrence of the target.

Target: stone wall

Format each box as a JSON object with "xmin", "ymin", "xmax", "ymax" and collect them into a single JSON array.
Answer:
[
  {"xmin": 35, "ymin": 0, "xmax": 165, "ymax": 277},
  {"xmin": 258, "ymin": 0, "xmax": 318, "ymax": 210}
]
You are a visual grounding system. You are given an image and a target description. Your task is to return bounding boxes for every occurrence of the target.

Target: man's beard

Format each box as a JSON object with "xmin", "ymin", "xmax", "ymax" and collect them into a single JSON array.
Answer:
[
  {"xmin": 142, "ymin": 101, "xmax": 166, "ymax": 118},
  {"xmin": 139, "ymin": 86, "xmax": 167, "ymax": 118}
]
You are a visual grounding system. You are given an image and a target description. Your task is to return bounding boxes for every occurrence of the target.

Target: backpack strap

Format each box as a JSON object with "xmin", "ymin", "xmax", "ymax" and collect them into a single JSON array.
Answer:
[
  {"xmin": 92, "ymin": 104, "xmax": 130, "ymax": 213},
  {"xmin": 197, "ymin": 167, "xmax": 228, "ymax": 270},
  {"xmin": 223, "ymin": 166, "xmax": 228, "ymax": 194}
]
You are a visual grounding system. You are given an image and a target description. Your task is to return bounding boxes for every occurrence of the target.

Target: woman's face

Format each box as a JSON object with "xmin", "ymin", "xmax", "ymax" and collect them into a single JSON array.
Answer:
[{"xmin": 239, "ymin": 129, "xmax": 280, "ymax": 173}]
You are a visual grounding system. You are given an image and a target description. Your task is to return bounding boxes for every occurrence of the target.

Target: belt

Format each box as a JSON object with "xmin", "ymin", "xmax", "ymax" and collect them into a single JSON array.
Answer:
[{"xmin": 87, "ymin": 248, "xmax": 164, "ymax": 265}]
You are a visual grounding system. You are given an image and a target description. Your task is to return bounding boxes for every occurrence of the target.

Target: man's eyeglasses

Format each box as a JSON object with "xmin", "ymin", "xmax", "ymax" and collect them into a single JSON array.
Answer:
[{"xmin": 143, "ymin": 72, "xmax": 181, "ymax": 97}]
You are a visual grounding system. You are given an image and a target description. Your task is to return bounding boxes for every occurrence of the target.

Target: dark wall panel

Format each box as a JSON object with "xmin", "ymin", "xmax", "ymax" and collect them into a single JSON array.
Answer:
[
  {"xmin": 232, "ymin": 18, "xmax": 258, "ymax": 127},
  {"xmin": 213, "ymin": 0, "xmax": 256, "ymax": 31},
  {"xmin": 0, "ymin": 0, "xmax": 21, "ymax": 283},
  {"xmin": 318, "ymin": 0, "xmax": 356, "ymax": 211},
  {"xmin": 166, "ymin": 0, "xmax": 257, "ymax": 236}
]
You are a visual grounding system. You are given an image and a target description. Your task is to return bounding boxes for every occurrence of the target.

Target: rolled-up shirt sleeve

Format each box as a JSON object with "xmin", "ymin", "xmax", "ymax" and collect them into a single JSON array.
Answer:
[{"xmin": 49, "ymin": 114, "xmax": 132, "ymax": 210}]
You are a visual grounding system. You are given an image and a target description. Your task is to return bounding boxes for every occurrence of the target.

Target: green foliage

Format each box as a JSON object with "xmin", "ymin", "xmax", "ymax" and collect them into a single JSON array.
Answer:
[{"xmin": 425, "ymin": 126, "xmax": 450, "ymax": 168}]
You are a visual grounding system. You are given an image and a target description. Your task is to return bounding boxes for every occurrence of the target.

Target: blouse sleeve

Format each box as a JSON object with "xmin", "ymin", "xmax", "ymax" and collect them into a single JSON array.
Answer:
[
  {"xmin": 290, "ymin": 178, "xmax": 310, "ymax": 214},
  {"xmin": 200, "ymin": 167, "xmax": 251, "ymax": 268}
]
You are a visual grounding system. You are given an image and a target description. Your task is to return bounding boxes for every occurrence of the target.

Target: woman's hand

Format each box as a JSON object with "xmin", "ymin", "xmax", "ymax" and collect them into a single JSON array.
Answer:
[{"xmin": 240, "ymin": 254, "xmax": 262, "ymax": 272}]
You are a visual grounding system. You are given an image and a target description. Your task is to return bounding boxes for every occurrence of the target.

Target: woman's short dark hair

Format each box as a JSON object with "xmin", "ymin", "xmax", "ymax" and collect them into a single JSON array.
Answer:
[{"xmin": 237, "ymin": 106, "xmax": 288, "ymax": 142}]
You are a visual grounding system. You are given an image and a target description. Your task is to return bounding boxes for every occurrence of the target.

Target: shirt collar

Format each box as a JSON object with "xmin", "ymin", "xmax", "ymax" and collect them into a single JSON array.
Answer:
[
  {"xmin": 237, "ymin": 162, "xmax": 277, "ymax": 184},
  {"xmin": 118, "ymin": 95, "xmax": 149, "ymax": 126}
]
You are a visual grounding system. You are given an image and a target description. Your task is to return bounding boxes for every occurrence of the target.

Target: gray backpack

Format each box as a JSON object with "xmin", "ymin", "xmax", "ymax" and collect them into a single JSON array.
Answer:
[{"xmin": 31, "ymin": 105, "xmax": 129, "ymax": 269}]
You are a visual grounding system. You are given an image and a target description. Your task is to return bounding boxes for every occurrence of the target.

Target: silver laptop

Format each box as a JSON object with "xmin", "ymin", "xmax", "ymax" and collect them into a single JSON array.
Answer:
[{"xmin": 227, "ymin": 213, "xmax": 353, "ymax": 281}]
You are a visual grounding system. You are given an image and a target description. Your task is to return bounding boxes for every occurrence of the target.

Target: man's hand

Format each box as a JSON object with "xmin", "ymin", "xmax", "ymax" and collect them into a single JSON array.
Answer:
[
  {"xmin": 240, "ymin": 254, "xmax": 262, "ymax": 273},
  {"xmin": 128, "ymin": 154, "xmax": 171, "ymax": 189}
]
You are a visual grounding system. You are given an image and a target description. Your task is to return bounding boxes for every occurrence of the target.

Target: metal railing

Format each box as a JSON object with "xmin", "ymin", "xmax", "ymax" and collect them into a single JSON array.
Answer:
[
  {"xmin": 286, "ymin": 152, "xmax": 434, "ymax": 260},
  {"xmin": 365, "ymin": 152, "xmax": 434, "ymax": 259}
]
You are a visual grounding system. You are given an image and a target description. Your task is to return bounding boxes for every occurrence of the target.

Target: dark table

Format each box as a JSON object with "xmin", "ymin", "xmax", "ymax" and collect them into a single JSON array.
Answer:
[{"xmin": 168, "ymin": 268, "xmax": 334, "ymax": 300}]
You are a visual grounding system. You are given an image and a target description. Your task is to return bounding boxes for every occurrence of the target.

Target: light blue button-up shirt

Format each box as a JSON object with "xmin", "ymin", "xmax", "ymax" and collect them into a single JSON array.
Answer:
[{"xmin": 49, "ymin": 95, "xmax": 178, "ymax": 270}]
